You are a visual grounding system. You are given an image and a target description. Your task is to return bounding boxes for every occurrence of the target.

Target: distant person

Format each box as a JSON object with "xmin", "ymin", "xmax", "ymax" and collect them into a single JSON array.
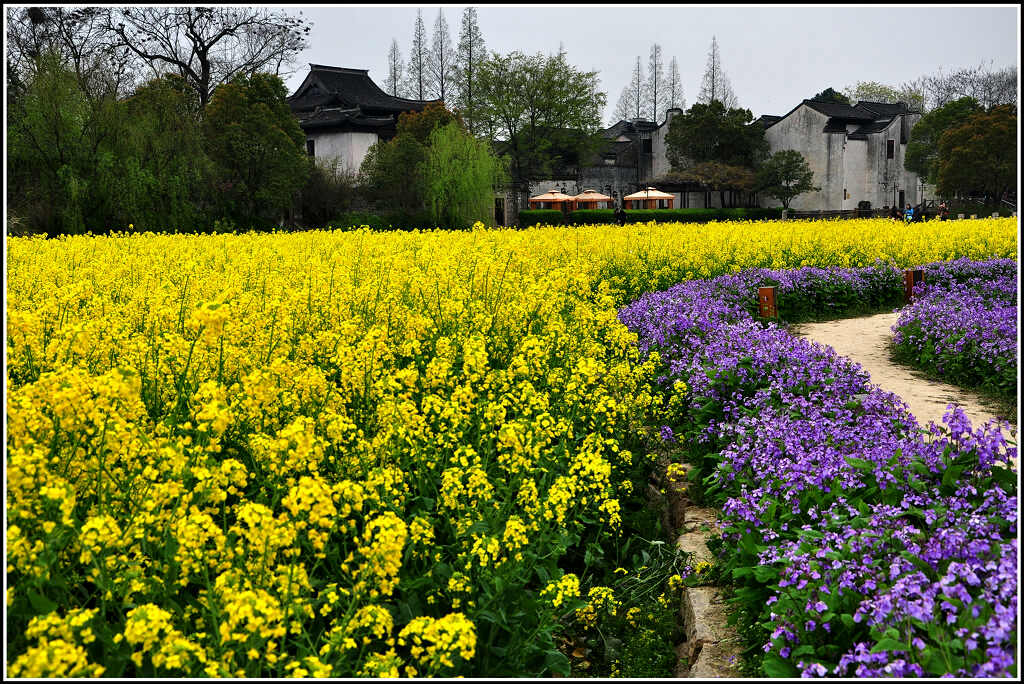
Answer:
[
  {"xmin": 615, "ymin": 204, "xmax": 627, "ymax": 226},
  {"xmin": 889, "ymin": 205, "xmax": 901, "ymax": 221},
  {"xmin": 903, "ymin": 203, "xmax": 914, "ymax": 223},
  {"xmin": 938, "ymin": 201, "xmax": 949, "ymax": 220}
]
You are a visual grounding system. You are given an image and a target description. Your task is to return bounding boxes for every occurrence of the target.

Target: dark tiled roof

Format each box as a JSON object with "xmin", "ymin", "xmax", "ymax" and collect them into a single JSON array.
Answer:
[
  {"xmin": 295, "ymin": 107, "xmax": 397, "ymax": 133},
  {"xmin": 803, "ymin": 99, "xmax": 876, "ymax": 121},
  {"xmin": 602, "ymin": 119, "xmax": 658, "ymax": 138},
  {"xmin": 288, "ymin": 64, "xmax": 438, "ymax": 115},
  {"xmin": 854, "ymin": 100, "xmax": 913, "ymax": 117},
  {"xmin": 755, "ymin": 114, "xmax": 782, "ymax": 128},
  {"xmin": 847, "ymin": 118, "xmax": 896, "ymax": 140},
  {"xmin": 823, "ymin": 118, "xmax": 850, "ymax": 133}
]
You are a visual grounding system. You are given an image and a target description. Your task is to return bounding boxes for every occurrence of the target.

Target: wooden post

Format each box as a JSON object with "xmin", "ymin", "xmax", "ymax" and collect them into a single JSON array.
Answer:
[
  {"xmin": 758, "ymin": 286, "xmax": 778, "ymax": 319},
  {"xmin": 904, "ymin": 269, "xmax": 924, "ymax": 304}
]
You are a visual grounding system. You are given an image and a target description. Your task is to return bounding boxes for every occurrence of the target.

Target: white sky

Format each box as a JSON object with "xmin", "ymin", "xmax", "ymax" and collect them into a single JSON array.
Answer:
[{"xmin": 282, "ymin": 3, "xmax": 1020, "ymax": 123}]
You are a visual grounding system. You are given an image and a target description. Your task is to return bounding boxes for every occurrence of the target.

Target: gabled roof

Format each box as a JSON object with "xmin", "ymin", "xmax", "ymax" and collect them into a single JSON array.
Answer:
[
  {"xmin": 603, "ymin": 119, "xmax": 658, "ymax": 139},
  {"xmin": 296, "ymin": 107, "xmax": 397, "ymax": 132},
  {"xmin": 755, "ymin": 114, "xmax": 782, "ymax": 129},
  {"xmin": 847, "ymin": 117, "xmax": 898, "ymax": 140},
  {"xmin": 854, "ymin": 100, "xmax": 917, "ymax": 117},
  {"xmin": 288, "ymin": 64, "xmax": 438, "ymax": 115},
  {"xmin": 803, "ymin": 98, "xmax": 876, "ymax": 121}
]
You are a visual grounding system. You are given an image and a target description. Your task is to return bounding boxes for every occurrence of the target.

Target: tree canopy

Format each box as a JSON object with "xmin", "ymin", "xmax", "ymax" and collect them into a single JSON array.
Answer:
[
  {"xmin": 755, "ymin": 150, "xmax": 819, "ymax": 208},
  {"xmin": 904, "ymin": 97, "xmax": 984, "ymax": 185},
  {"xmin": 202, "ymin": 73, "xmax": 309, "ymax": 228},
  {"xmin": 936, "ymin": 105, "xmax": 1016, "ymax": 201},
  {"xmin": 812, "ymin": 87, "xmax": 849, "ymax": 104},
  {"xmin": 664, "ymin": 100, "xmax": 768, "ymax": 170},
  {"xmin": 476, "ymin": 50, "xmax": 605, "ymax": 196},
  {"xmin": 360, "ymin": 105, "xmax": 504, "ymax": 228}
]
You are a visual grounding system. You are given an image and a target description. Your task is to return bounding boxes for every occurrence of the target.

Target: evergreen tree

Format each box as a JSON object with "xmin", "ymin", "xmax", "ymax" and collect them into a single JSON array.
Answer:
[
  {"xmin": 667, "ymin": 56, "xmax": 685, "ymax": 112},
  {"xmin": 454, "ymin": 7, "xmax": 487, "ymax": 136},
  {"xmin": 644, "ymin": 43, "xmax": 666, "ymax": 123},
  {"xmin": 405, "ymin": 9, "xmax": 429, "ymax": 100},
  {"xmin": 697, "ymin": 36, "xmax": 737, "ymax": 108},
  {"xmin": 384, "ymin": 39, "xmax": 404, "ymax": 97},
  {"xmin": 427, "ymin": 8, "xmax": 455, "ymax": 102},
  {"xmin": 612, "ymin": 56, "xmax": 643, "ymax": 123}
]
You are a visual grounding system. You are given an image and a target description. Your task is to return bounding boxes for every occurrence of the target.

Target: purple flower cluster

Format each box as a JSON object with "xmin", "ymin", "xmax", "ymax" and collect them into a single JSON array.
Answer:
[
  {"xmin": 893, "ymin": 261, "xmax": 1017, "ymax": 399},
  {"xmin": 619, "ymin": 261, "xmax": 1019, "ymax": 678}
]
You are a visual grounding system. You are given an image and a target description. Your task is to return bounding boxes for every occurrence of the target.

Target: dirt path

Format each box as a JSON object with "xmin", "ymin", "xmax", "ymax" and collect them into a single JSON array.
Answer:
[{"xmin": 791, "ymin": 312, "xmax": 1018, "ymax": 467}]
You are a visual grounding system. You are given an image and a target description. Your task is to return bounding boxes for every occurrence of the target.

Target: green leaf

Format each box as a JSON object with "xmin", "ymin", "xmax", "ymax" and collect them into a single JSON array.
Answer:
[
  {"xmin": 762, "ymin": 652, "xmax": 799, "ymax": 677},
  {"xmin": 870, "ymin": 638, "xmax": 907, "ymax": 654},
  {"xmin": 753, "ymin": 565, "xmax": 779, "ymax": 582},
  {"xmin": 846, "ymin": 456, "xmax": 874, "ymax": 471},
  {"xmin": 28, "ymin": 589, "xmax": 58, "ymax": 614},
  {"xmin": 545, "ymin": 650, "xmax": 571, "ymax": 676}
]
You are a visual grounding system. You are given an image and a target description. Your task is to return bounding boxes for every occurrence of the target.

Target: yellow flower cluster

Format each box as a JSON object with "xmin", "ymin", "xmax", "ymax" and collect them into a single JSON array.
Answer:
[{"xmin": 6, "ymin": 217, "xmax": 1015, "ymax": 676}]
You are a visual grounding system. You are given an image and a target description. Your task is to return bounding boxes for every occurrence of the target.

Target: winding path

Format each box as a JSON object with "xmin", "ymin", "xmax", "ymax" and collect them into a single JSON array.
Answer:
[{"xmin": 791, "ymin": 311, "xmax": 1018, "ymax": 466}]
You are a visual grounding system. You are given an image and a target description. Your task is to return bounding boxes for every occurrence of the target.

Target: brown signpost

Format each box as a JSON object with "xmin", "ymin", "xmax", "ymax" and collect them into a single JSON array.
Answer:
[
  {"xmin": 904, "ymin": 269, "xmax": 924, "ymax": 303},
  {"xmin": 758, "ymin": 286, "xmax": 777, "ymax": 319}
]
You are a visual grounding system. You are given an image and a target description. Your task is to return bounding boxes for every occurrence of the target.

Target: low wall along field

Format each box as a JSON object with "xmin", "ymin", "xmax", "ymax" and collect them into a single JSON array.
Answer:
[{"xmin": 5, "ymin": 218, "xmax": 1018, "ymax": 677}]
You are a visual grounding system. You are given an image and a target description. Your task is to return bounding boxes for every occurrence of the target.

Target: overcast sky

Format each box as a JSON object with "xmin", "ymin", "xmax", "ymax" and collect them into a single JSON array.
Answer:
[{"xmin": 283, "ymin": 4, "xmax": 1020, "ymax": 123}]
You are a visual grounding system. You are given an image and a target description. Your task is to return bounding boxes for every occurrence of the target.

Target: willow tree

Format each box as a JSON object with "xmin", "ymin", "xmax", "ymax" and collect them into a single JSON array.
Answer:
[{"xmin": 420, "ymin": 121, "xmax": 506, "ymax": 229}]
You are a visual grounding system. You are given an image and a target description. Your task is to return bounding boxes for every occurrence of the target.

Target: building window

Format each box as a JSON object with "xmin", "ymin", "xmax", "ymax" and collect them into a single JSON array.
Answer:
[
  {"xmin": 306, "ymin": 139, "xmax": 315, "ymax": 157},
  {"xmin": 886, "ymin": 139, "xmax": 895, "ymax": 159}
]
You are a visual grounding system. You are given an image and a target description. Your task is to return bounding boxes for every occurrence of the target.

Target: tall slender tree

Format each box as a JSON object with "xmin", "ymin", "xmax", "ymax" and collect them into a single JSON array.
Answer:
[
  {"xmin": 454, "ymin": 7, "xmax": 487, "ymax": 136},
  {"xmin": 384, "ymin": 38, "xmax": 404, "ymax": 97},
  {"xmin": 666, "ymin": 55, "xmax": 685, "ymax": 112},
  {"xmin": 697, "ymin": 36, "xmax": 737, "ymax": 108},
  {"xmin": 644, "ymin": 43, "xmax": 666, "ymax": 123},
  {"xmin": 612, "ymin": 56, "xmax": 643, "ymax": 123},
  {"xmin": 405, "ymin": 9, "xmax": 429, "ymax": 100},
  {"xmin": 427, "ymin": 8, "xmax": 455, "ymax": 102}
]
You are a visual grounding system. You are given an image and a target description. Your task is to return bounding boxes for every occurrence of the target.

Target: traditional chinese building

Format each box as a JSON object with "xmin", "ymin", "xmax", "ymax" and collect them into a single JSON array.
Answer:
[
  {"xmin": 287, "ymin": 64, "xmax": 439, "ymax": 173},
  {"xmin": 756, "ymin": 99, "xmax": 925, "ymax": 210}
]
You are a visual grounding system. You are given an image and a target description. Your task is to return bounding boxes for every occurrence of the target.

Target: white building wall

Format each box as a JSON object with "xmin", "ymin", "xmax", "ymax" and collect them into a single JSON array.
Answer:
[
  {"xmin": 309, "ymin": 131, "xmax": 379, "ymax": 174},
  {"xmin": 760, "ymin": 105, "xmax": 923, "ymax": 211},
  {"xmin": 762, "ymin": 105, "xmax": 838, "ymax": 210}
]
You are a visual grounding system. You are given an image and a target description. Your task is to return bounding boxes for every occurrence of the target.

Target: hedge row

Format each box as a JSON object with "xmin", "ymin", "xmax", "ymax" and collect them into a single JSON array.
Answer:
[{"xmin": 518, "ymin": 208, "xmax": 785, "ymax": 228}]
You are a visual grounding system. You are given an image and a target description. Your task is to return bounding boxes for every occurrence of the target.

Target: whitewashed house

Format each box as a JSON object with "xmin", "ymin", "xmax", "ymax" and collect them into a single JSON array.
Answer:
[
  {"xmin": 756, "ymin": 99, "xmax": 925, "ymax": 210},
  {"xmin": 287, "ymin": 64, "xmax": 439, "ymax": 174}
]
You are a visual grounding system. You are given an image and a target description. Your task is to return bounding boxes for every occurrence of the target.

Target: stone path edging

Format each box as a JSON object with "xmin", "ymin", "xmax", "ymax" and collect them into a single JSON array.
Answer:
[{"xmin": 659, "ymin": 462, "xmax": 743, "ymax": 678}]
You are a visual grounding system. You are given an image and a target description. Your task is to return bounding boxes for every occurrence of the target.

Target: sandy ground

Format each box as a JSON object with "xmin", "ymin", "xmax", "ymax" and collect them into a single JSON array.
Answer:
[{"xmin": 791, "ymin": 311, "xmax": 1018, "ymax": 468}]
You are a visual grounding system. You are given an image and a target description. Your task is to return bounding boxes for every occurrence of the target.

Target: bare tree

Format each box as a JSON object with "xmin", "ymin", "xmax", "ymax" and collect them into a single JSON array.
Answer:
[
  {"xmin": 101, "ymin": 7, "xmax": 311, "ymax": 107},
  {"xmin": 667, "ymin": 55, "xmax": 685, "ymax": 112},
  {"xmin": 644, "ymin": 43, "xmax": 666, "ymax": 123},
  {"xmin": 697, "ymin": 36, "xmax": 737, "ymax": 108},
  {"xmin": 6, "ymin": 6, "xmax": 136, "ymax": 99},
  {"xmin": 921, "ymin": 61, "xmax": 1017, "ymax": 111},
  {"xmin": 454, "ymin": 7, "xmax": 487, "ymax": 135},
  {"xmin": 404, "ymin": 9, "xmax": 429, "ymax": 100},
  {"xmin": 384, "ymin": 38, "xmax": 404, "ymax": 97},
  {"xmin": 427, "ymin": 8, "xmax": 455, "ymax": 102}
]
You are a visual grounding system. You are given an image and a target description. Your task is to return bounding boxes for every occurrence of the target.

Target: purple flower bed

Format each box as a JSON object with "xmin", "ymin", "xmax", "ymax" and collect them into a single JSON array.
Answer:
[
  {"xmin": 619, "ymin": 261, "xmax": 1018, "ymax": 678},
  {"xmin": 892, "ymin": 259, "xmax": 1017, "ymax": 404}
]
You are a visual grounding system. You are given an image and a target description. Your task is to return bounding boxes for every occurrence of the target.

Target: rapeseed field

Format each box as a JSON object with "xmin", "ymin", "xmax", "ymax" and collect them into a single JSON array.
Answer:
[{"xmin": 5, "ymin": 217, "xmax": 1017, "ymax": 677}]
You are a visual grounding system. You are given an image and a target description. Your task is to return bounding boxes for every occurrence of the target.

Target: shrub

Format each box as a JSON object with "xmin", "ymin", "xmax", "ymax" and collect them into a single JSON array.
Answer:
[{"xmin": 517, "ymin": 209, "xmax": 564, "ymax": 228}]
